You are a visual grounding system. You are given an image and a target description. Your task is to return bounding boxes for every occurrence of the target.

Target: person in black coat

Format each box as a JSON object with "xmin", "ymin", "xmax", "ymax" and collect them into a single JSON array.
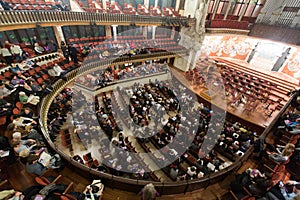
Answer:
[
  {"xmin": 0, "ymin": 136, "xmax": 17, "ymax": 165},
  {"xmin": 0, "ymin": 0, "xmax": 12, "ymax": 10},
  {"xmin": 61, "ymin": 41, "xmax": 69, "ymax": 60},
  {"xmin": 68, "ymin": 44, "xmax": 78, "ymax": 64}
]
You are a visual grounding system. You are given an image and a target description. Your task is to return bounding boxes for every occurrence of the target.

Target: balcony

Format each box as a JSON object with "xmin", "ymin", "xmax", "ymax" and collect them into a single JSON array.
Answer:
[{"xmin": 0, "ymin": 10, "xmax": 194, "ymax": 31}]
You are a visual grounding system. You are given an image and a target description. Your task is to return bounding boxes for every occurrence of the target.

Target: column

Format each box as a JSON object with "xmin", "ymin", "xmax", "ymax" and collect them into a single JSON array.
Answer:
[
  {"xmin": 102, "ymin": 0, "xmax": 107, "ymax": 10},
  {"xmin": 238, "ymin": 0, "xmax": 250, "ymax": 21},
  {"xmin": 152, "ymin": 26, "xmax": 156, "ymax": 39},
  {"xmin": 112, "ymin": 25, "xmax": 118, "ymax": 41},
  {"xmin": 211, "ymin": 0, "xmax": 220, "ymax": 20},
  {"xmin": 53, "ymin": 26, "xmax": 65, "ymax": 47},
  {"xmin": 154, "ymin": 0, "xmax": 158, "ymax": 7},
  {"xmin": 170, "ymin": 26, "xmax": 175, "ymax": 40},
  {"xmin": 105, "ymin": 25, "xmax": 112, "ymax": 38},
  {"xmin": 175, "ymin": 0, "xmax": 180, "ymax": 11},
  {"xmin": 173, "ymin": 52, "xmax": 190, "ymax": 71},
  {"xmin": 144, "ymin": 0, "xmax": 150, "ymax": 9},
  {"xmin": 190, "ymin": 50, "xmax": 201, "ymax": 70},
  {"xmin": 187, "ymin": 50, "xmax": 193, "ymax": 70},
  {"xmin": 142, "ymin": 26, "xmax": 148, "ymax": 39},
  {"xmin": 224, "ymin": 0, "xmax": 232, "ymax": 20}
]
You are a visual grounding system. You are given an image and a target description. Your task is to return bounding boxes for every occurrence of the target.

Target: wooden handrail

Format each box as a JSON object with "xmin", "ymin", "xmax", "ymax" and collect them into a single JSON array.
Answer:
[
  {"xmin": 0, "ymin": 10, "xmax": 194, "ymax": 30},
  {"xmin": 0, "ymin": 179, "xmax": 8, "ymax": 188}
]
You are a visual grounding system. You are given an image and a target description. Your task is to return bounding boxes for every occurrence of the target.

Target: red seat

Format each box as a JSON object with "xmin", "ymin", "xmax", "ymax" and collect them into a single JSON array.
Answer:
[
  {"xmin": 0, "ymin": 116, "xmax": 6, "ymax": 126},
  {"xmin": 42, "ymin": 73, "xmax": 49, "ymax": 80},
  {"xmin": 15, "ymin": 101, "xmax": 23, "ymax": 110},
  {"xmin": 37, "ymin": 77, "xmax": 44, "ymax": 84}
]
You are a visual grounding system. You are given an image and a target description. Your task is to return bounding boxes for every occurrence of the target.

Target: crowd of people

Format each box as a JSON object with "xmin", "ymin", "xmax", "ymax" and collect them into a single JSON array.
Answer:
[
  {"xmin": 0, "ymin": 38, "xmax": 77, "ymax": 182},
  {"xmin": 75, "ymin": 62, "xmax": 169, "ymax": 90},
  {"xmin": 1, "ymin": 28, "xmax": 299, "ymax": 200},
  {"xmin": 227, "ymin": 90, "xmax": 300, "ymax": 200},
  {"xmin": 68, "ymin": 35, "xmax": 183, "ymax": 67},
  {"xmin": 0, "ymin": 0, "xmax": 69, "ymax": 11},
  {"xmin": 62, "ymin": 72, "xmax": 260, "ymax": 184}
]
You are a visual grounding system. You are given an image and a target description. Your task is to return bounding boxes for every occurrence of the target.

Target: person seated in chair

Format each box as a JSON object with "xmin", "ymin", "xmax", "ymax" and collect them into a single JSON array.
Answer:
[
  {"xmin": 26, "ymin": 154, "xmax": 47, "ymax": 176},
  {"xmin": 48, "ymin": 64, "xmax": 67, "ymax": 81},
  {"xmin": 18, "ymin": 91, "xmax": 40, "ymax": 105},
  {"xmin": 268, "ymin": 143, "xmax": 295, "ymax": 164},
  {"xmin": 260, "ymin": 180, "xmax": 300, "ymax": 200},
  {"xmin": 0, "ymin": 82, "xmax": 11, "ymax": 97},
  {"xmin": 20, "ymin": 107, "xmax": 35, "ymax": 119},
  {"xmin": 11, "ymin": 133, "xmax": 37, "ymax": 155},
  {"xmin": 25, "ymin": 152, "xmax": 62, "ymax": 176},
  {"xmin": 0, "ymin": 95, "xmax": 11, "ymax": 117},
  {"xmin": 34, "ymin": 43, "xmax": 44, "ymax": 55}
]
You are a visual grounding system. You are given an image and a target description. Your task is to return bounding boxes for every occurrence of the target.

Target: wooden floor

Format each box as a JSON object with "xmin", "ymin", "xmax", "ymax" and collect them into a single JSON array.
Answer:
[{"xmin": 7, "ymin": 158, "xmax": 260, "ymax": 200}]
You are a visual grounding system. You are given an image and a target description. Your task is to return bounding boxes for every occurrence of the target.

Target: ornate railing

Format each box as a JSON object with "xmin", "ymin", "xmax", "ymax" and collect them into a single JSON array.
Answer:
[{"xmin": 0, "ymin": 10, "xmax": 194, "ymax": 28}]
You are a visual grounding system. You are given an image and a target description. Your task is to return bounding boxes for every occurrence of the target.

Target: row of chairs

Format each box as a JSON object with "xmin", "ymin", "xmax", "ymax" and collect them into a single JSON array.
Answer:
[{"xmin": 210, "ymin": 19, "xmax": 249, "ymax": 30}]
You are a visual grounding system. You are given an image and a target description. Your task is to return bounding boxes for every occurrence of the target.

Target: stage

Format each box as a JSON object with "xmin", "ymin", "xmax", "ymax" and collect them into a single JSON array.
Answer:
[{"xmin": 170, "ymin": 58, "xmax": 298, "ymax": 129}]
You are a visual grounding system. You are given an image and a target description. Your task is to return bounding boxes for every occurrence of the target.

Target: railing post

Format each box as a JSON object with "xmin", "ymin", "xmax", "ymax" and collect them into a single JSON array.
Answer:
[
  {"xmin": 6, "ymin": 12, "xmax": 13, "ymax": 24},
  {"xmin": 12, "ymin": 12, "xmax": 21, "ymax": 24},
  {"xmin": 20, "ymin": 11, "xmax": 27, "ymax": 23}
]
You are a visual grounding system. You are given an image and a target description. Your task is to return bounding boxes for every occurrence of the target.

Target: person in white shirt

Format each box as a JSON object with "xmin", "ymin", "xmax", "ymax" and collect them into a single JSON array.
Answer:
[
  {"xmin": 10, "ymin": 44, "xmax": 23, "ymax": 62},
  {"xmin": 187, "ymin": 166, "xmax": 197, "ymax": 178},
  {"xmin": 48, "ymin": 63, "xmax": 67, "ymax": 81},
  {"xmin": 53, "ymin": 63, "xmax": 65, "ymax": 76},
  {"xmin": 12, "ymin": 114, "xmax": 37, "ymax": 128},
  {"xmin": 34, "ymin": 43, "xmax": 44, "ymax": 55},
  {"xmin": 0, "ymin": 46, "xmax": 13, "ymax": 65},
  {"xmin": 0, "ymin": 83, "xmax": 11, "ymax": 97}
]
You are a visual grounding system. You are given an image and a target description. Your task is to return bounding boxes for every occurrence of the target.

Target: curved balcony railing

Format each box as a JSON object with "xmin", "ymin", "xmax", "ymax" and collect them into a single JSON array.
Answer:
[
  {"xmin": 0, "ymin": 10, "xmax": 194, "ymax": 27},
  {"xmin": 38, "ymin": 49, "xmax": 295, "ymax": 195}
]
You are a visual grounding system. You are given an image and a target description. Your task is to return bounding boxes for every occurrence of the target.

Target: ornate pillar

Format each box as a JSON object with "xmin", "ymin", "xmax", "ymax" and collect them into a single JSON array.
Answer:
[
  {"xmin": 211, "ymin": 0, "xmax": 220, "ymax": 20},
  {"xmin": 238, "ymin": 0, "xmax": 249, "ymax": 21},
  {"xmin": 105, "ymin": 25, "xmax": 112, "ymax": 38},
  {"xmin": 144, "ymin": 0, "xmax": 150, "ymax": 9},
  {"xmin": 174, "ymin": 0, "xmax": 209, "ymax": 72},
  {"xmin": 112, "ymin": 25, "xmax": 118, "ymax": 41},
  {"xmin": 142, "ymin": 26, "xmax": 148, "ymax": 39},
  {"xmin": 152, "ymin": 26, "xmax": 156, "ymax": 39},
  {"xmin": 53, "ymin": 26, "xmax": 65, "ymax": 46},
  {"xmin": 170, "ymin": 26, "xmax": 176, "ymax": 40},
  {"xmin": 224, "ymin": 0, "xmax": 232, "ymax": 20},
  {"xmin": 175, "ymin": 0, "xmax": 180, "ymax": 11},
  {"xmin": 102, "ymin": 0, "xmax": 107, "ymax": 10}
]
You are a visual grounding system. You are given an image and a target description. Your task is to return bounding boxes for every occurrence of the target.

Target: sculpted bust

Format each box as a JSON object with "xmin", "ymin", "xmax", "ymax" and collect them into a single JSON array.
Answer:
[{"xmin": 179, "ymin": 0, "xmax": 209, "ymax": 50}]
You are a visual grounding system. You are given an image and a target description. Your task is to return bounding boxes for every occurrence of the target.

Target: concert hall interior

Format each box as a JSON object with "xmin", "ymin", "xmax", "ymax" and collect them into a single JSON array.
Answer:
[{"xmin": 0, "ymin": 0, "xmax": 300, "ymax": 199}]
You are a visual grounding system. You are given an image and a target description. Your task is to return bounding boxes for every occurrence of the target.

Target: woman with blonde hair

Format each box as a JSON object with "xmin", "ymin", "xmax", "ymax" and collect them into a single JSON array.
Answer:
[
  {"xmin": 138, "ymin": 183, "xmax": 160, "ymax": 200},
  {"xmin": 268, "ymin": 143, "xmax": 295, "ymax": 163}
]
